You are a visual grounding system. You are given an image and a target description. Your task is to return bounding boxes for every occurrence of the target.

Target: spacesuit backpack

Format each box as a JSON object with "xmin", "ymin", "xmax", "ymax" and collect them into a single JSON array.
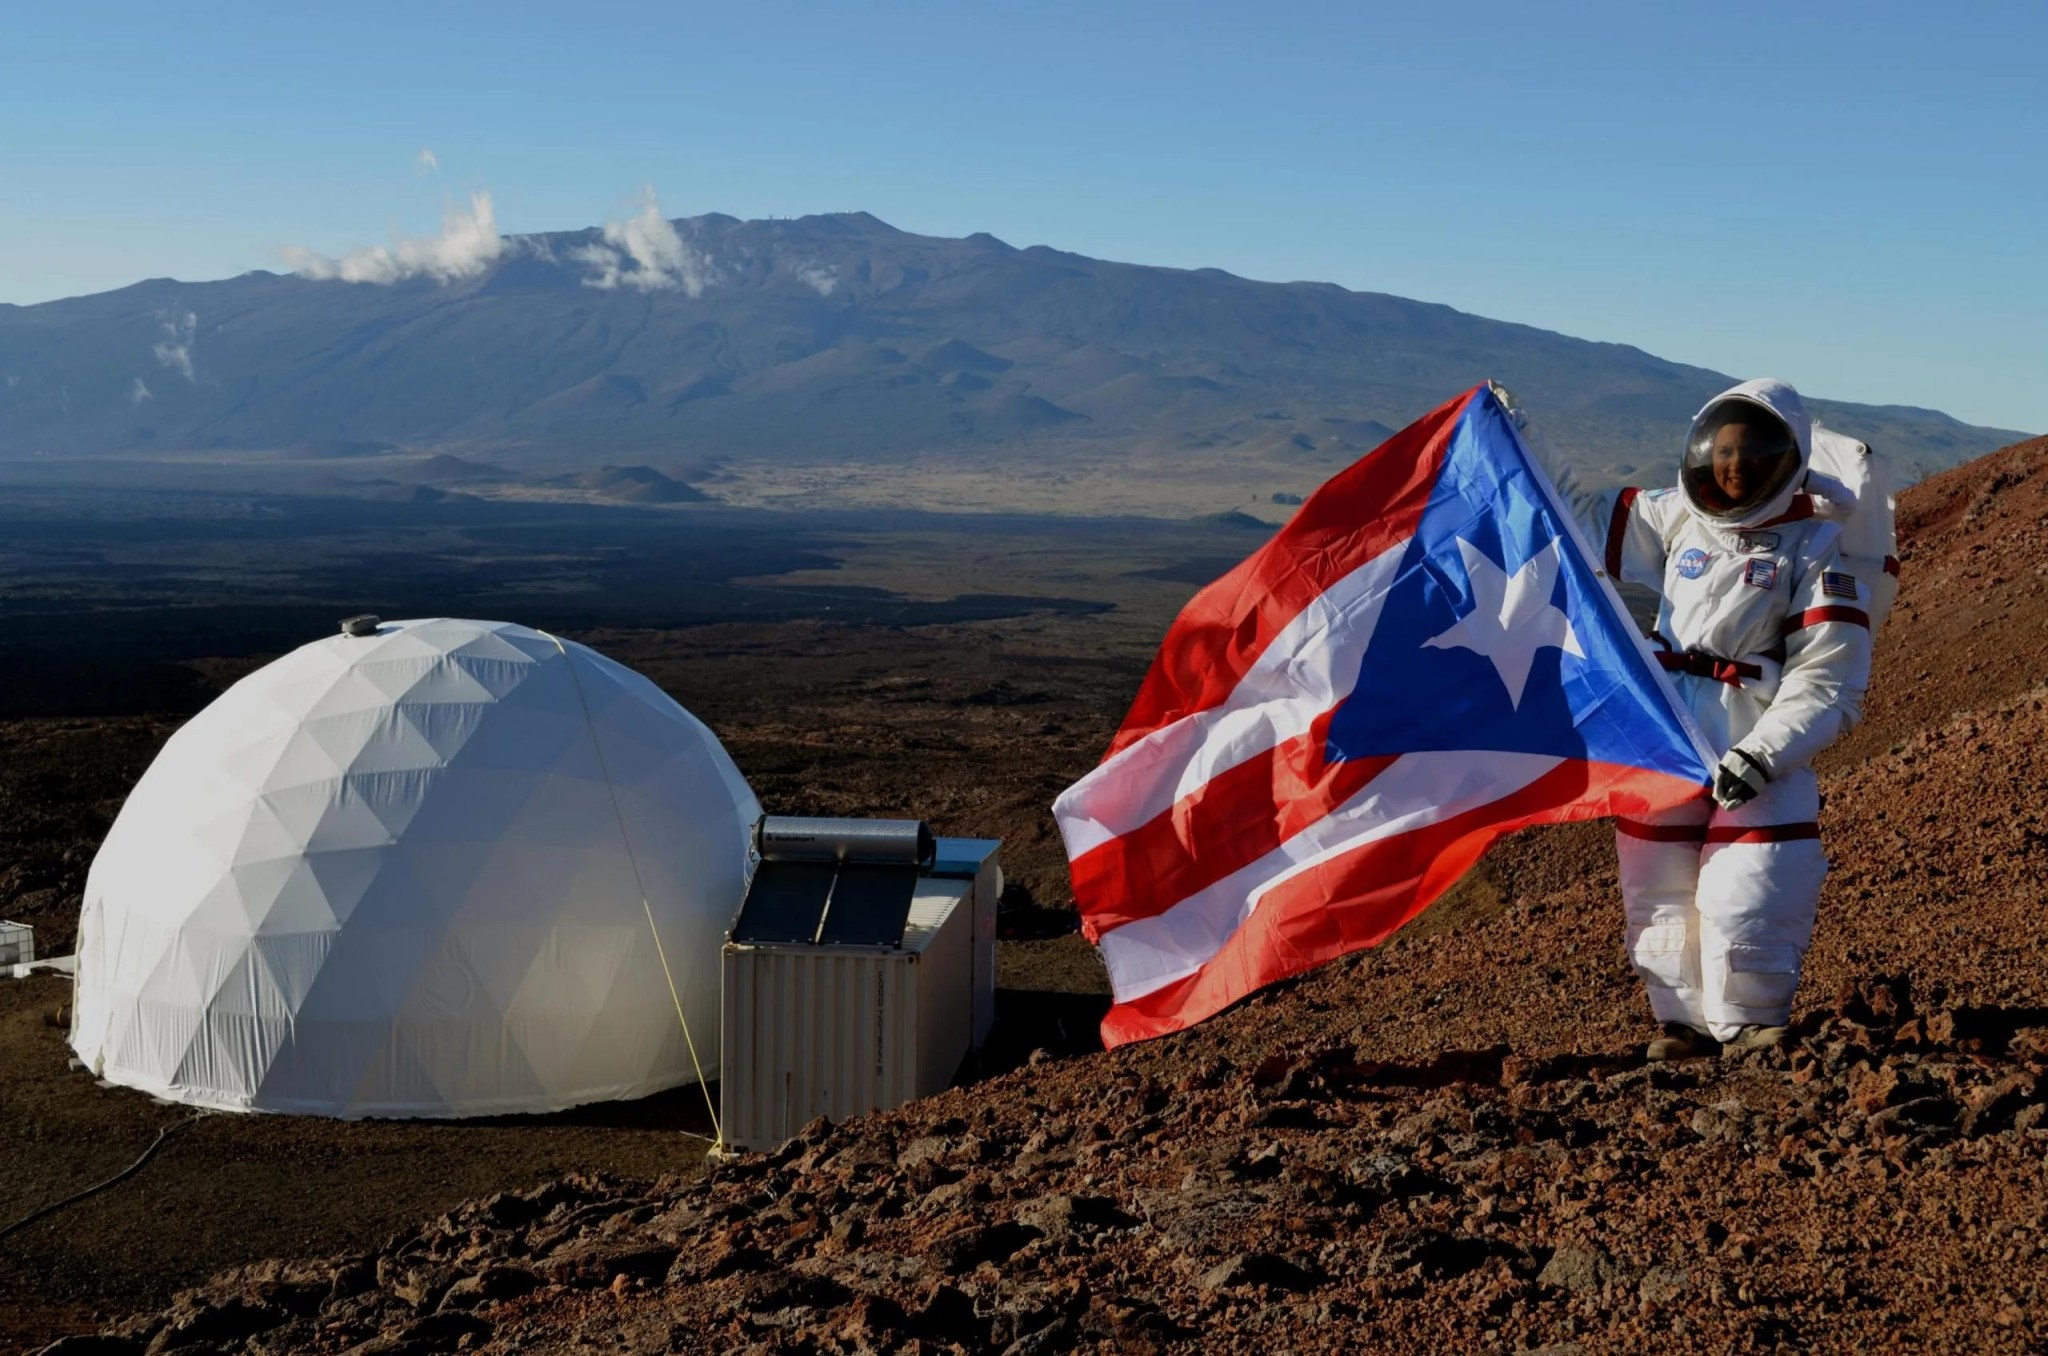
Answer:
[{"xmin": 1805, "ymin": 425, "xmax": 1900, "ymax": 639}]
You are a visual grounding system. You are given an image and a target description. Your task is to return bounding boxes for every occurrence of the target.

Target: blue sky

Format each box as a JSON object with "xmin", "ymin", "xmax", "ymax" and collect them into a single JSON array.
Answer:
[{"xmin": 2, "ymin": 1, "xmax": 2041, "ymax": 431}]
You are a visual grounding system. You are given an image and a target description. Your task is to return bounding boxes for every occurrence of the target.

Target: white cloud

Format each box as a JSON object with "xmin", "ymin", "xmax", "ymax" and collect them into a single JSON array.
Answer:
[
  {"xmin": 282, "ymin": 190, "xmax": 504, "ymax": 285},
  {"xmin": 129, "ymin": 378, "xmax": 152, "ymax": 404},
  {"xmin": 574, "ymin": 188, "xmax": 712, "ymax": 295},
  {"xmin": 795, "ymin": 262, "xmax": 837, "ymax": 297},
  {"xmin": 416, "ymin": 147, "xmax": 439, "ymax": 173},
  {"xmin": 153, "ymin": 311, "xmax": 197, "ymax": 381}
]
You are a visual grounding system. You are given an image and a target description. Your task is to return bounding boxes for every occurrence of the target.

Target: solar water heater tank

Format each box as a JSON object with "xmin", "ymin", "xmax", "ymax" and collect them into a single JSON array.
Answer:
[{"xmin": 720, "ymin": 817, "xmax": 999, "ymax": 1151}]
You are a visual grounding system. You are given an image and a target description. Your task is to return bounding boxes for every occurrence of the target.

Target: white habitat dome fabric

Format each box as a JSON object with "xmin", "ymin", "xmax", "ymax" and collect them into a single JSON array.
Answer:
[{"xmin": 70, "ymin": 618, "xmax": 760, "ymax": 1118}]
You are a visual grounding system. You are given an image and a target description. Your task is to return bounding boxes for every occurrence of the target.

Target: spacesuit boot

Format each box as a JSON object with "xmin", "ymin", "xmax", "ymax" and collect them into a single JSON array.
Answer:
[
  {"xmin": 1645, "ymin": 1023, "xmax": 1717, "ymax": 1062},
  {"xmin": 1722, "ymin": 1025, "xmax": 1788, "ymax": 1054}
]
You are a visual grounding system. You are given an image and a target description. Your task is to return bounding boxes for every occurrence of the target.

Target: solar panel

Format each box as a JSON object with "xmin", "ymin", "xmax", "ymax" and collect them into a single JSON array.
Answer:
[
  {"xmin": 729, "ymin": 860, "xmax": 835, "ymax": 944},
  {"xmin": 814, "ymin": 864, "xmax": 920, "ymax": 947},
  {"xmin": 730, "ymin": 818, "xmax": 946, "ymax": 950}
]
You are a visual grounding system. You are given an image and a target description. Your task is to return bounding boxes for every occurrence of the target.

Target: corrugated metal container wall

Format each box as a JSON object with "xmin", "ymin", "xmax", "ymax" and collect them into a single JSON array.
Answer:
[
  {"xmin": 720, "ymin": 845, "xmax": 996, "ymax": 1151},
  {"xmin": 908, "ymin": 886, "xmax": 974, "ymax": 1098},
  {"xmin": 723, "ymin": 946, "xmax": 923, "ymax": 1140},
  {"xmin": 971, "ymin": 859, "xmax": 1000, "ymax": 1046}
]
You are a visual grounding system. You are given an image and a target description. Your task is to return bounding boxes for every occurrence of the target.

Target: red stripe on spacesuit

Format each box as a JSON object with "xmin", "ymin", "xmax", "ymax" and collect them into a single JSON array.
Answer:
[
  {"xmin": 1751, "ymin": 493, "xmax": 1815, "ymax": 529},
  {"xmin": 1883, "ymin": 555, "xmax": 1901, "ymax": 577},
  {"xmin": 1615, "ymin": 819, "xmax": 1707, "ymax": 842},
  {"xmin": 1703, "ymin": 822, "xmax": 1821, "ymax": 845},
  {"xmin": 1781, "ymin": 606, "xmax": 1870, "ymax": 635},
  {"xmin": 1617, "ymin": 819, "xmax": 1823, "ymax": 845},
  {"xmin": 1605, "ymin": 487, "xmax": 1639, "ymax": 579}
]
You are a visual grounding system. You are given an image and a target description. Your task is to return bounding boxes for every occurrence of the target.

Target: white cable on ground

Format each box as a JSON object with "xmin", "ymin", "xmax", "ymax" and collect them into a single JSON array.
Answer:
[{"xmin": 541, "ymin": 632, "xmax": 726, "ymax": 1152}]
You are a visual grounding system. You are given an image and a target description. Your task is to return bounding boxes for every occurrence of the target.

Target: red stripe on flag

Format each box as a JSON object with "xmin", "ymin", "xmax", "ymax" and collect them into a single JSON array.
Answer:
[
  {"xmin": 1780, "ymin": 606, "xmax": 1869, "ymax": 635},
  {"xmin": 1070, "ymin": 715, "xmax": 1399, "ymax": 939},
  {"xmin": 1604, "ymin": 487, "xmax": 1640, "ymax": 581},
  {"xmin": 1104, "ymin": 387, "xmax": 1478, "ymax": 759},
  {"xmin": 1703, "ymin": 822, "xmax": 1820, "ymax": 845},
  {"xmin": 1097, "ymin": 760, "xmax": 1706, "ymax": 1048}
]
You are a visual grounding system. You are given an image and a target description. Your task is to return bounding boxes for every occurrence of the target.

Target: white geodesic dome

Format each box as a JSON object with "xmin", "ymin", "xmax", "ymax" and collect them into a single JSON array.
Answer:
[{"xmin": 70, "ymin": 618, "xmax": 760, "ymax": 1118}]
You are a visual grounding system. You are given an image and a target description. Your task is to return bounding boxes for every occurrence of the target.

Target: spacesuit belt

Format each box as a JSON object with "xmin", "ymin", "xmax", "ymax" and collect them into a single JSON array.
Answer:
[{"xmin": 1653, "ymin": 650, "xmax": 1761, "ymax": 687}]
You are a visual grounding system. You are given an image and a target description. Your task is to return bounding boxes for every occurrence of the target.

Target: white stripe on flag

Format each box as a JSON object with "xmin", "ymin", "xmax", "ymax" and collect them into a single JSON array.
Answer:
[
  {"xmin": 1054, "ymin": 544, "xmax": 1407, "ymax": 858},
  {"xmin": 1094, "ymin": 748, "xmax": 1563, "ymax": 1003}
]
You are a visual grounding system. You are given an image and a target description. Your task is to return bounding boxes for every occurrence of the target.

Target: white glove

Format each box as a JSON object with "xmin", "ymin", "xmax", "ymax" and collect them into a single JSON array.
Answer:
[
  {"xmin": 1712, "ymin": 748, "xmax": 1770, "ymax": 810},
  {"xmin": 1485, "ymin": 379, "xmax": 1527, "ymax": 431}
]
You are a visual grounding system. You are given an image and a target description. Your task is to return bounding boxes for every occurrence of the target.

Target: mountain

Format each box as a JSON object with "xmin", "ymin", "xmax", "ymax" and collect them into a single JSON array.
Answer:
[{"xmin": 0, "ymin": 212, "xmax": 2027, "ymax": 504}]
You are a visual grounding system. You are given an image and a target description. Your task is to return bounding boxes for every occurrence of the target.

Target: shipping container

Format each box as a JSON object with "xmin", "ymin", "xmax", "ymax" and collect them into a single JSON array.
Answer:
[{"xmin": 719, "ymin": 838, "xmax": 998, "ymax": 1150}]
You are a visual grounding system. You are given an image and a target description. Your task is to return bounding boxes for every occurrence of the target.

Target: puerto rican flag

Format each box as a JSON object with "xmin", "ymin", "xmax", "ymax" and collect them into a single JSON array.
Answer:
[{"xmin": 1055, "ymin": 385, "xmax": 1717, "ymax": 1048}]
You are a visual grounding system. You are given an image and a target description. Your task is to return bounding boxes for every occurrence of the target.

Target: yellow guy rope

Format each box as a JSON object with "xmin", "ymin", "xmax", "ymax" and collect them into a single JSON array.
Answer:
[{"xmin": 542, "ymin": 632, "xmax": 725, "ymax": 1152}]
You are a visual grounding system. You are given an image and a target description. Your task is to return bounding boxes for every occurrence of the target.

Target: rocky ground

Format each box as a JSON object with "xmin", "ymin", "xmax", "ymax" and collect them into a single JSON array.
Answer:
[
  {"xmin": 9, "ymin": 435, "xmax": 2048, "ymax": 1354},
  {"xmin": 52, "ymin": 969, "xmax": 2048, "ymax": 1356}
]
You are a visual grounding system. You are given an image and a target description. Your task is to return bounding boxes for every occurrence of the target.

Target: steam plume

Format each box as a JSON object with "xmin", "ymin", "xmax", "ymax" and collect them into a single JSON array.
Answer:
[
  {"xmin": 282, "ymin": 190, "xmax": 504, "ymax": 285},
  {"xmin": 795, "ymin": 263, "xmax": 838, "ymax": 297},
  {"xmin": 575, "ymin": 188, "xmax": 712, "ymax": 295},
  {"xmin": 153, "ymin": 311, "xmax": 197, "ymax": 381}
]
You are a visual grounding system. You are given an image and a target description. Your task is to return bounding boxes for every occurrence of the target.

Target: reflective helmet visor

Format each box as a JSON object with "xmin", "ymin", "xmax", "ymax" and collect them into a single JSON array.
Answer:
[{"xmin": 1682, "ymin": 403, "xmax": 1800, "ymax": 519}]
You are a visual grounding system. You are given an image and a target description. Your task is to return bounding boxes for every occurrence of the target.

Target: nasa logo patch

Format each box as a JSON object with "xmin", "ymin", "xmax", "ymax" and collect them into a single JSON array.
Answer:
[
  {"xmin": 1744, "ymin": 559, "xmax": 1778, "ymax": 590},
  {"xmin": 1676, "ymin": 548, "xmax": 1714, "ymax": 580}
]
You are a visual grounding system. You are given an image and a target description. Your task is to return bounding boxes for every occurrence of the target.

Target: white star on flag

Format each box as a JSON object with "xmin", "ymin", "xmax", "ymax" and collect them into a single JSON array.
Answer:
[{"xmin": 1423, "ymin": 536, "xmax": 1585, "ymax": 709}]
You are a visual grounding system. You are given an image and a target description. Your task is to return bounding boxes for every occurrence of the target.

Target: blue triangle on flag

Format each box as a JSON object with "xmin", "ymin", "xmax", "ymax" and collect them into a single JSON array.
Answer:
[{"xmin": 1325, "ymin": 394, "xmax": 1707, "ymax": 782}]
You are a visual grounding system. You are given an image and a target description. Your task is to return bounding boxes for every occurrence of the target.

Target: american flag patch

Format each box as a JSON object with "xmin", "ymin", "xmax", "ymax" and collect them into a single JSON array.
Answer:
[
  {"xmin": 1822, "ymin": 571, "xmax": 1858, "ymax": 600},
  {"xmin": 1744, "ymin": 559, "xmax": 1778, "ymax": 590}
]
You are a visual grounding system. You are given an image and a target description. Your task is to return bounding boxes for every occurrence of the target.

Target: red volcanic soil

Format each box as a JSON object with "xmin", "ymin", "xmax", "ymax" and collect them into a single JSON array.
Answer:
[
  {"xmin": 9, "ymin": 436, "xmax": 2048, "ymax": 1355},
  {"xmin": 1825, "ymin": 433, "xmax": 2048, "ymax": 769}
]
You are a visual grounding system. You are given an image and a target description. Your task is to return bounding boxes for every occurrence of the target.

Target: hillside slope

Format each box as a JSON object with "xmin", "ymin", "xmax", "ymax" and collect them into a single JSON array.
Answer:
[
  {"xmin": 1825, "ymin": 433, "xmax": 2048, "ymax": 769},
  {"xmin": 36, "ymin": 439, "xmax": 2048, "ymax": 1354},
  {"xmin": 0, "ymin": 214, "xmax": 2026, "ymax": 499}
]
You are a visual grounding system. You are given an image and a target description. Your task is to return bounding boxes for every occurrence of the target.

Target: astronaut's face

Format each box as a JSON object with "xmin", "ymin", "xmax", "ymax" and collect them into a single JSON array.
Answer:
[
  {"xmin": 1710, "ymin": 423, "xmax": 1777, "ymax": 505},
  {"xmin": 1683, "ymin": 400, "xmax": 1799, "ymax": 519}
]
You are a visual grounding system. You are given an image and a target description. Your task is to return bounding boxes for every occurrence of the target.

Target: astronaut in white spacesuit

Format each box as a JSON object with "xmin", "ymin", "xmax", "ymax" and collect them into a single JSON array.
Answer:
[{"xmin": 1508, "ymin": 378, "xmax": 1877, "ymax": 1060}]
